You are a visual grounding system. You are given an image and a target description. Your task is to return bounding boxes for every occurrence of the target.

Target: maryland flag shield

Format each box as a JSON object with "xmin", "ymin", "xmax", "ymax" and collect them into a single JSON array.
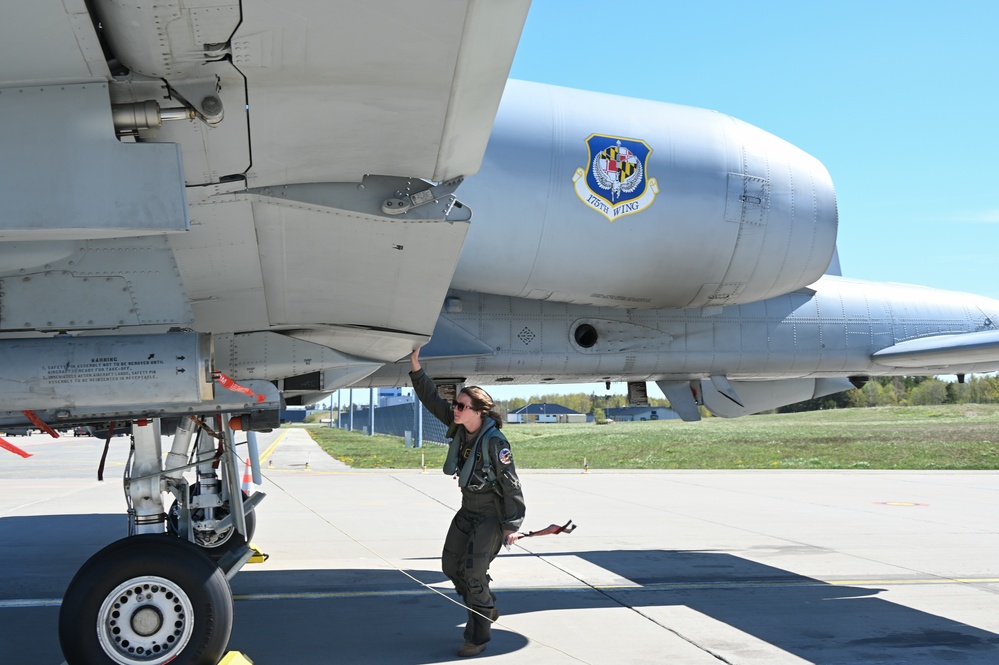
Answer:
[{"xmin": 572, "ymin": 134, "xmax": 658, "ymax": 222}]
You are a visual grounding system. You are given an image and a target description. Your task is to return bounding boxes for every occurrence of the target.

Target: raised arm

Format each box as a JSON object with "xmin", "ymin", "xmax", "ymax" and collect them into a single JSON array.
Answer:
[{"xmin": 408, "ymin": 348, "xmax": 454, "ymax": 426}]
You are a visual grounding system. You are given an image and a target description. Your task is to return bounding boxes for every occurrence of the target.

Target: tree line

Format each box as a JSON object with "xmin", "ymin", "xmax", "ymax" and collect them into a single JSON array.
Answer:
[
  {"xmin": 780, "ymin": 375, "xmax": 999, "ymax": 412},
  {"xmin": 496, "ymin": 392, "xmax": 672, "ymax": 416}
]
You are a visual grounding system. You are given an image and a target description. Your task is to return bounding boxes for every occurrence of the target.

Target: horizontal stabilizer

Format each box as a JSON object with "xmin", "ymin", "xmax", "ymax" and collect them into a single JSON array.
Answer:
[{"xmin": 871, "ymin": 330, "xmax": 999, "ymax": 368}]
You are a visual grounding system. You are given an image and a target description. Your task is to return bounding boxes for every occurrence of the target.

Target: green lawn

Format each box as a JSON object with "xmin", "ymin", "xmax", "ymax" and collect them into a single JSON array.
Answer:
[{"xmin": 304, "ymin": 404, "xmax": 999, "ymax": 470}]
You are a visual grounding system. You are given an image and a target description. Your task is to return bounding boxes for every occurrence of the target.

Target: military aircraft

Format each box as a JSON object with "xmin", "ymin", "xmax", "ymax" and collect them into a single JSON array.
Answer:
[{"xmin": 2, "ymin": 1, "xmax": 998, "ymax": 664}]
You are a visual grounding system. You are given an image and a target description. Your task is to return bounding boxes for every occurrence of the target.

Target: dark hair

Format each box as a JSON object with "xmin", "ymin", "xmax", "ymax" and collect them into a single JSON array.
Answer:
[{"xmin": 460, "ymin": 385, "xmax": 503, "ymax": 430}]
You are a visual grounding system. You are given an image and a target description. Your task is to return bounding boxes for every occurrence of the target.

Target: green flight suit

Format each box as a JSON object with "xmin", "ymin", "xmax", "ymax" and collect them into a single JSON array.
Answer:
[{"xmin": 410, "ymin": 368, "xmax": 526, "ymax": 646}]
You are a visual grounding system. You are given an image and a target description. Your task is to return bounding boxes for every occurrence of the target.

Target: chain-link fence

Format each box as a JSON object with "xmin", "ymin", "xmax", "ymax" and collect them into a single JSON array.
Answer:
[{"xmin": 336, "ymin": 401, "xmax": 449, "ymax": 447}]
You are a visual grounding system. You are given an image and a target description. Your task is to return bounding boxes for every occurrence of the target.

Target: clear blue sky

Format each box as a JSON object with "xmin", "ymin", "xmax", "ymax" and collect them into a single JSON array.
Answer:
[{"xmin": 344, "ymin": 2, "xmax": 999, "ymax": 406}]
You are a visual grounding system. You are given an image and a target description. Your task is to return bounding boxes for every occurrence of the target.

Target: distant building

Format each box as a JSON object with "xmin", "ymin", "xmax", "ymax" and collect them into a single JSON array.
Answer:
[
  {"xmin": 378, "ymin": 387, "xmax": 413, "ymax": 407},
  {"xmin": 602, "ymin": 406, "xmax": 679, "ymax": 422},
  {"xmin": 507, "ymin": 403, "xmax": 586, "ymax": 424}
]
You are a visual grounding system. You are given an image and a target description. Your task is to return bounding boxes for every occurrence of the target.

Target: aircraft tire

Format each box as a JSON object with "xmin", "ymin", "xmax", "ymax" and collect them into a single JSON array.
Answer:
[
  {"xmin": 59, "ymin": 534, "xmax": 233, "ymax": 665},
  {"xmin": 167, "ymin": 490, "xmax": 256, "ymax": 562}
]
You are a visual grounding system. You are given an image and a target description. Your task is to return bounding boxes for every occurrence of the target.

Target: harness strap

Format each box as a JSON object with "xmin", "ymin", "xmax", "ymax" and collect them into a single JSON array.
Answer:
[{"xmin": 458, "ymin": 420, "xmax": 499, "ymax": 489}]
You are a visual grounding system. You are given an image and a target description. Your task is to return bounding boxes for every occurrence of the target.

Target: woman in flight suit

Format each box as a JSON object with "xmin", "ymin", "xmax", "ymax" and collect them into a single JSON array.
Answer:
[{"xmin": 409, "ymin": 348, "xmax": 526, "ymax": 658}]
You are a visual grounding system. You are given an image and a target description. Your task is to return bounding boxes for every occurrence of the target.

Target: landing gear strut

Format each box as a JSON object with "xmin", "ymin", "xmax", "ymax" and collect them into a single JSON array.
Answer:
[
  {"xmin": 58, "ymin": 402, "xmax": 275, "ymax": 665},
  {"xmin": 165, "ymin": 416, "xmax": 259, "ymax": 563}
]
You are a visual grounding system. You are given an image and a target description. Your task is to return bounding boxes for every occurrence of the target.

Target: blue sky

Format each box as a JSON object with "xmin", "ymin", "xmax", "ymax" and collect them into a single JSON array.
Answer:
[
  {"xmin": 508, "ymin": 1, "xmax": 998, "ymax": 296},
  {"xmin": 344, "ymin": 2, "xmax": 999, "ymax": 406}
]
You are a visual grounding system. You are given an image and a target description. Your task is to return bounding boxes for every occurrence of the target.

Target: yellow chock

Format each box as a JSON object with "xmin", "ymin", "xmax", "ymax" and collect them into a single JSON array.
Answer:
[
  {"xmin": 247, "ymin": 542, "xmax": 269, "ymax": 564},
  {"xmin": 218, "ymin": 652, "xmax": 254, "ymax": 664}
]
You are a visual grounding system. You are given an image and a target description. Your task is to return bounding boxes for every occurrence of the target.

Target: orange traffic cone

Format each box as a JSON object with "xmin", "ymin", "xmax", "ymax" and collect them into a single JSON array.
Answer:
[{"xmin": 240, "ymin": 457, "xmax": 255, "ymax": 494}]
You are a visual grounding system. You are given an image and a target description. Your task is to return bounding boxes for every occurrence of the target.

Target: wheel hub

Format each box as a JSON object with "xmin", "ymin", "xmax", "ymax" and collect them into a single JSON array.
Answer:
[
  {"xmin": 97, "ymin": 576, "xmax": 194, "ymax": 664},
  {"xmin": 131, "ymin": 606, "xmax": 162, "ymax": 637}
]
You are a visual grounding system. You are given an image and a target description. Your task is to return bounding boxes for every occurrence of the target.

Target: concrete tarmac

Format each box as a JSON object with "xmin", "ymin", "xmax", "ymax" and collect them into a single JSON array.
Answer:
[{"xmin": 1, "ymin": 428, "xmax": 998, "ymax": 664}]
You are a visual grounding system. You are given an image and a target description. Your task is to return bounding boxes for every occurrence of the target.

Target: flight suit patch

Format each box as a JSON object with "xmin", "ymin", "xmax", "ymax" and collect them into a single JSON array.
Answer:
[{"xmin": 499, "ymin": 448, "xmax": 513, "ymax": 465}]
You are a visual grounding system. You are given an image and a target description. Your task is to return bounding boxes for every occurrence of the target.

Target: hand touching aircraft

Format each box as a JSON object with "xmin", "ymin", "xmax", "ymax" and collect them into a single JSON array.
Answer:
[{"xmin": 2, "ymin": 2, "xmax": 998, "ymax": 663}]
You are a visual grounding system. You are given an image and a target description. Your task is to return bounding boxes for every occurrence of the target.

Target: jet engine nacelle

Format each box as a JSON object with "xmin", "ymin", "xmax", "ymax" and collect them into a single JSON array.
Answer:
[{"xmin": 453, "ymin": 80, "xmax": 838, "ymax": 308}]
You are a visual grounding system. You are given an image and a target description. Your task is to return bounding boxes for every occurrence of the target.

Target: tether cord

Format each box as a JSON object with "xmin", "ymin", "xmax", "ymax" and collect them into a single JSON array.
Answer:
[{"xmin": 259, "ymin": 471, "xmax": 594, "ymax": 664}]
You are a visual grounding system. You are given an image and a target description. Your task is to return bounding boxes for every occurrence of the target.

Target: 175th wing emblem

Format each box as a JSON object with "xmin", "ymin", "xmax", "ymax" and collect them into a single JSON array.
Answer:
[{"xmin": 572, "ymin": 134, "xmax": 658, "ymax": 222}]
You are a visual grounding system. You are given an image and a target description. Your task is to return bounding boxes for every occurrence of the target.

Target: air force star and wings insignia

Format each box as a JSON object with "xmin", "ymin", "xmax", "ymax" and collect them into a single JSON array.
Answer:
[{"xmin": 573, "ymin": 134, "xmax": 658, "ymax": 222}]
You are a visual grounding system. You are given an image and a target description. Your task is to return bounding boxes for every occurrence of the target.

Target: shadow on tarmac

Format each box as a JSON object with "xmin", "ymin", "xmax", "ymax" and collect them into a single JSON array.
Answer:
[
  {"xmin": 3, "ymin": 515, "xmax": 999, "ymax": 663},
  {"xmin": 564, "ymin": 549, "xmax": 999, "ymax": 663}
]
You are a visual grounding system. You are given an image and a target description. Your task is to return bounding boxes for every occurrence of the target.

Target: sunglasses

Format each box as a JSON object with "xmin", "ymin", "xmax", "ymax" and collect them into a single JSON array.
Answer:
[{"xmin": 452, "ymin": 401, "xmax": 474, "ymax": 413}]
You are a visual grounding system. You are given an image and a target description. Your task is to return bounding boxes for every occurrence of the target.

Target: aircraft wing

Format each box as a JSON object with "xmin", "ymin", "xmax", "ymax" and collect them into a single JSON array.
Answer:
[
  {"xmin": 0, "ymin": 1, "xmax": 530, "ymax": 395},
  {"xmin": 3, "ymin": 1, "xmax": 528, "ymax": 183},
  {"xmin": 872, "ymin": 329, "xmax": 999, "ymax": 369}
]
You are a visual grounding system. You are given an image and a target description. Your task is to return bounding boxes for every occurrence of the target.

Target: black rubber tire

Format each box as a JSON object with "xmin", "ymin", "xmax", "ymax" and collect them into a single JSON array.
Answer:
[{"xmin": 59, "ymin": 534, "xmax": 233, "ymax": 665}]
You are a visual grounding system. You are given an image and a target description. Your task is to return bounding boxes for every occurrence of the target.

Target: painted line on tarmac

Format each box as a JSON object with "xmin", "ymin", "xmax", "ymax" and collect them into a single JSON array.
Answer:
[
  {"xmin": 261, "ymin": 468, "xmax": 354, "ymax": 476},
  {"xmin": 7, "ymin": 576, "xmax": 998, "ymax": 610},
  {"xmin": 0, "ymin": 598, "xmax": 62, "ymax": 608},
  {"xmin": 257, "ymin": 430, "xmax": 289, "ymax": 465},
  {"xmin": 592, "ymin": 577, "xmax": 999, "ymax": 591}
]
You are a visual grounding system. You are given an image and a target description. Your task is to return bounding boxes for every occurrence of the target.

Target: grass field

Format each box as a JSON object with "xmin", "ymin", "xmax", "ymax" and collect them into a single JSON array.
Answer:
[{"xmin": 304, "ymin": 404, "xmax": 999, "ymax": 471}]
